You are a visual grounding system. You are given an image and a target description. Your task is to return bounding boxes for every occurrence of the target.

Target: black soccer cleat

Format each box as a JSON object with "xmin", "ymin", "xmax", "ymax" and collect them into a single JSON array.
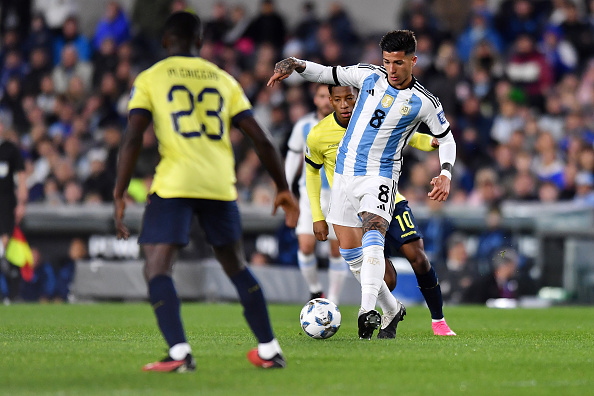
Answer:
[
  {"xmin": 142, "ymin": 353, "xmax": 196, "ymax": 373},
  {"xmin": 358, "ymin": 309, "xmax": 382, "ymax": 340},
  {"xmin": 377, "ymin": 304, "xmax": 407, "ymax": 339},
  {"xmin": 309, "ymin": 291, "xmax": 325, "ymax": 300}
]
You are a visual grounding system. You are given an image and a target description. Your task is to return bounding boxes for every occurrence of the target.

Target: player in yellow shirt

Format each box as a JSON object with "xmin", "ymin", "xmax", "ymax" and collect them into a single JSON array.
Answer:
[
  {"xmin": 113, "ymin": 12, "xmax": 298, "ymax": 372},
  {"xmin": 305, "ymin": 85, "xmax": 455, "ymax": 338}
]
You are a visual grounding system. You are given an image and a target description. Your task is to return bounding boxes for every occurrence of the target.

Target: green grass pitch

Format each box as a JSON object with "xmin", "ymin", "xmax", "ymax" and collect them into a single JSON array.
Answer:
[{"xmin": 1, "ymin": 303, "xmax": 593, "ymax": 396}]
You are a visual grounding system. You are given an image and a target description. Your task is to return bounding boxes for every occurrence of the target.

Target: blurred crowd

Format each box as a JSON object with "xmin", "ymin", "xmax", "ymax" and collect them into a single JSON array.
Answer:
[
  {"xmin": 1, "ymin": 0, "xmax": 594, "ymax": 301},
  {"xmin": 0, "ymin": 0, "xmax": 593, "ymax": 208}
]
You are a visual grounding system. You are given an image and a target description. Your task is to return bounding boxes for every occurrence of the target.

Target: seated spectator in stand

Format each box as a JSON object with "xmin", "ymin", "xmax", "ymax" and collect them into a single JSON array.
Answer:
[
  {"xmin": 53, "ymin": 238, "xmax": 86, "ymax": 302},
  {"xmin": 474, "ymin": 204, "xmax": 512, "ymax": 274},
  {"xmin": 92, "ymin": 1, "xmax": 131, "ymax": 51},
  {"xmin": 462, "ymin": 248, "xmax": 520, "ymax": 304},
  {"xmin": 52, "ymin": 16, "xmax": 91, "ymax": 65},
  {"xmin": 440, "ymin": 233, "xmax": 476, "ymax": 304},
  {"xmin": 573, "ymin": 171, "xmax": 594, "ymax": 205},
  {"xmin": 52, "ymin": 45, "xmax": 93, "ymax": 94},
  {"xmin": 20, "ymin": 247, "xmax": 55, "ymax": 302}
]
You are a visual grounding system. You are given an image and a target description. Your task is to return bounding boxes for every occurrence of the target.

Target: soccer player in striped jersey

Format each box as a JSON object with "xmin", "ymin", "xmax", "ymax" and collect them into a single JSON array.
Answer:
[
  {"xmin": 306, "ymin": 85, "xmax": 455, "ymax": 337},
  {"xmin": 285, "ymin": 84, "xmax": 348, "ymax": 304},
  {"xmin": 268, "ymin": 30, "xmax": 456, "ymax": 339},
  {"xmin": 114, "ymin": 12, "xmax": 299, "ymax": 371}
]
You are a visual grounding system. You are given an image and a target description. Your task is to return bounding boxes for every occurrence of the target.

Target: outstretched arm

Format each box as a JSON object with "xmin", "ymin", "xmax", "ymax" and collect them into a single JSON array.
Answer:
[
  {"xmin": 428, "ymin": 132, "xmax": 456, "ymax": 202},
  {"xmin": 237, "ymin": 116, "xmax": 299, "ymax": 227},
  {"xmin": 113, "ymin": 112, "xmax": 150, "ymax": 239}
]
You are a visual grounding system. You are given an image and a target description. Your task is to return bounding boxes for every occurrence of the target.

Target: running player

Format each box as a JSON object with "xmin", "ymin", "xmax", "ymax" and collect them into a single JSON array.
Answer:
[
  {"xmin": 269, "ymin": 30, "xmax": 456, "ymax": 339},
  {"xmin": 114, "ymin": 12, "xmax": 299, "ymax": 371},
  {"xmin": 285, "ymin": 84, "xmax": 348, "ymax": 304},
  {"xmin": 306, "ymin": 85, "xmax": 455, "ymax": 337}
]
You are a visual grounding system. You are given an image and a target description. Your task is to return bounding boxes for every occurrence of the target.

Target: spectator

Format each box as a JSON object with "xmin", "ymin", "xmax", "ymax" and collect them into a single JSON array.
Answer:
[
  {"xmin": 92, "ymin": 1, "xmax": 131, "ymax": 51},
  {"xmin": 506, "ymin": 34, "xmax": 554, "ymax": 109},
  {"xmin": 52, "ymin": 45, "xmax": 93, "ymax": 94},
  {"xmin": 559, "ymin": 1, "xmax": 593, "ymax": 63},
  {"xmin": 474, "ymin": 204, "xmax": 512, "ymax": 274},
  {"xmin": 23, "ymin": 47, "xmax": 52, "ymax": 96},
  {"xmin": 439, "ymin": 233, "xmax": 476, "ymax": 304},
  {"xmin": 52, "ymin": 16, "xmax": 92, "ymax": 65},
  {"xmin": 20, "ymin": 247, "xmax": 55, "ymax": 302},
  {"xmin": 462, "ymin": 248, "xmax": 521, "ymax": 304},
  {"xmin": 35, "ymin": 0, "xmax": 77, "ymax": 36},
  {"xmin": 457, "ymin": 10, "xmax": 504, "ymax": 63},
  {"xmin": 573, "ymin": 171, "xmax": 594, "ymax": 205},
  {"xmin": 53, "ymin": 238, "xmax": 86, "ymax": 302},
  {"xmin": 244, "ymin": 0, "xmax": 286, "ymax": 52}
]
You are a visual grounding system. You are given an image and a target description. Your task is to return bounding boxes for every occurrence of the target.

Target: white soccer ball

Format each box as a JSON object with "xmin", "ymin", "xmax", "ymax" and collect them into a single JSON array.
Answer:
[{"xmin": 299, "ymin": 298, "xmax": 341, "ymax": 339}]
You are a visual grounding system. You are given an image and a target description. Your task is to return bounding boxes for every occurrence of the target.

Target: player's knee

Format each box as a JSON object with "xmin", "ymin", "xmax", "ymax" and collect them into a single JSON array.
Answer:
[{"xmin": 410, "ymin": 252, "xmax": 431, "ymax": 274}]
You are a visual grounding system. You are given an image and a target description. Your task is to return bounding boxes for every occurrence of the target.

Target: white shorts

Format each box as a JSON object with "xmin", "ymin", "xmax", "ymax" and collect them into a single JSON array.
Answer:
[
  {"xmin": 326, "ymin": 173, "xmax": 397, "ymax": 227},
  {"xmin": 295, "ymin": 186, "xmax": 337, "ymax": 239}
]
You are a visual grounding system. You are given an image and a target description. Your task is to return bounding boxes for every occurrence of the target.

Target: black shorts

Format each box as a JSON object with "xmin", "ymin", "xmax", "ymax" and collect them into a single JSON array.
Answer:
[
  {"xmin": 138, "ymin": 193, "xmax": 242, "ymax": 247},
  {"xmin": 0, "ymin": 199, "xmax": 15, "ymax": 236},
  {"xmin": 384, "ymin": 200, "xmax": 422, "ymax": 255}
]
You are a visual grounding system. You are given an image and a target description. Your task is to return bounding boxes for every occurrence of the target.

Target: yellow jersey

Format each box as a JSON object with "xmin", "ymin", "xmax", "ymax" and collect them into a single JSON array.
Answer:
[
  {"xmin": 305, "ymin": 112, "xmax": 437, "ymax": 222},
  {"xmin": 128, "ymin": 55, "xmax": 252, "ymax": 200}
]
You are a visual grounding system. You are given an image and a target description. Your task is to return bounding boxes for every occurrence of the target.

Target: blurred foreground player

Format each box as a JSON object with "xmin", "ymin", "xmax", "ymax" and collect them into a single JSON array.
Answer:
[{"xmin": 114, "ymin": 12, "xmax": 299, "ymax": 372}]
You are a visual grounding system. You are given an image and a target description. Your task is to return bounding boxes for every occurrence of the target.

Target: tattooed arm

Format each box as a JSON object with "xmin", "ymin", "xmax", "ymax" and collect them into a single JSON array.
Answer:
[{"xmin": 267, "ymin": 57, "xmax": 306, "ymax": 86}]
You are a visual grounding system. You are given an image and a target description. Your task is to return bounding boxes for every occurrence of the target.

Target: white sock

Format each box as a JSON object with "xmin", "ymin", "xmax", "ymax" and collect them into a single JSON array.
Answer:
[
  {"xmin": 258, "ymin": 338, "xmax": 282, "ymax": 359},
  {"xmin": 432, "ymin": 318, "xmax": 446, "ymax": 323},
  {"xmin": 297, "ymin": 251, "xmax": 322, "ymax": 293},
  {"xmin": 360, "ymin": 244, "xmax": 385, "ymax": 312},
  {"xmin": 327, "ymin": 256, "xmax": 348, "ymax": 304},
  {"xmin": 169, "ymin": 343, "xmax": 192, "ymax": 360}
]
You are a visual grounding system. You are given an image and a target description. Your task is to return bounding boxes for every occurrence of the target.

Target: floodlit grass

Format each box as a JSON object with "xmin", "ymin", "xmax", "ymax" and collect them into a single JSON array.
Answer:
[{"xmin": 1, "ymin": 303, "xmax": 593, "ymax": 396}]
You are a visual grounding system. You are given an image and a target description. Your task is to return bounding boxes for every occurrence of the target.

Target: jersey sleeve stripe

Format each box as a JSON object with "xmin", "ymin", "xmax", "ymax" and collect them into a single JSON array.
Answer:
[
  {"xmin": 414, "ymin": 83, "xmax": 439, "ymax": 108},
  {"xmin": 129, "ymin": 108, "xmax": 152, "ymax": 120},
  {"xmin": 305, "ymin": 156, "xmax": 323, "ymax": 169},
  {"xmin": 433, "ymin": 126, "xmax": 451, "ymax": 139},
  {"xmin": 332, "ymin": 67, "xmax": 339, "ymax": 85},
  {"xmin": 231, "ymin": 109, "xmax": 254, "ymax": 127}
]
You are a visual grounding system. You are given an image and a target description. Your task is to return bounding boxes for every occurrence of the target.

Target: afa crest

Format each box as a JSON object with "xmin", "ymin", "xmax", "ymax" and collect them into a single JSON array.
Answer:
[
  {"xmin": 381, "ymin": 95, "xmax": 394, "ymax": 108},
  {"xmin": 400, "ymin": 104, "xmax": 412, "ymax": 116}
]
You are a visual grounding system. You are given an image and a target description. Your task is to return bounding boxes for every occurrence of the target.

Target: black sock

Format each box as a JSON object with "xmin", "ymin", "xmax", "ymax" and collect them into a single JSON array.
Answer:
[
  {"xmin": 416, "ymin": 266, "xmax": 444, "ymax": 320},
  {"xmin": 230, "ymin": 268, "xmax": 274, "ymax": 343},
  {"xmin": 148, "ymin": 275, "xmax": 187, "ymax": 348}
]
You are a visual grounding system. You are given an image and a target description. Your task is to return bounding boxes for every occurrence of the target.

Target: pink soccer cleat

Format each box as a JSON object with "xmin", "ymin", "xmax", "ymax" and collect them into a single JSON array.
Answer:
[{"xmin": 432, "ymin": 319, "xmax": 456, "ymax": 336}]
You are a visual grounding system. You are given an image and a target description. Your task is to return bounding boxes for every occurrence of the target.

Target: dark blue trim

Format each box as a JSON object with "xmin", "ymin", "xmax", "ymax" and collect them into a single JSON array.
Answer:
[
  {"xmin": 333, "ymin": 112, "xmax": 348, "ymax": 128},
  {"xmin": 232, "ymin": 109, "xmax": 254, "ymax": 127},
  {"xmin": 305, "ymin": 156, "xmax": 323, "ymax": 169},
  {"xmin": 129, "ymin": 108, "xmax": 152, "ymax": 120},
  {"xmin": 170, "ymin": 53, "xmax": 195, "ymax": 58}
]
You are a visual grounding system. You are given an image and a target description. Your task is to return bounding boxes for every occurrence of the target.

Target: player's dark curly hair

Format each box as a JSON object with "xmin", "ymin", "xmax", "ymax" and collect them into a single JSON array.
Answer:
[
  {"xmin": 379, "ymin": 30, "xmax": 416, "ymax": 55},
  {"xmin": 163, "ymin": 11, "xmax": 202, "ymax": 41}
]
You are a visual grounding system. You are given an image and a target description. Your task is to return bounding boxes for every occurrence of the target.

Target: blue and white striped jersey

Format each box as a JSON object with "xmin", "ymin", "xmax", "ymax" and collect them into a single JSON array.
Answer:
[
  {"xmin": 300, "ymin": 63, "xmax": 450, "ymax": 180},
  {"xmin": 286, "ymin": 112, "xmax": 330, "ymax": 189}
]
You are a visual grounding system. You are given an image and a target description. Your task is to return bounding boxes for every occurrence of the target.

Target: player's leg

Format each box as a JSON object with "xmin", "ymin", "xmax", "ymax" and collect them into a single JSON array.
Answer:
[
  {"xmin": 391, "ymin": 200, "xmax": 455, "ymax": 335},
  {"xmin": 139, "ymin": 194, "xmax": 195, "ymax": 372},
  {"xmin": 327, "ymin": 238, "xmax": 348, "ymax": 304},
  {"xmin": 296, "ymin": 189, "xmax": 325, "ymax": 299},
  {"xmin": 400, "ymin": 239, "xmax": 455, "ymax": 336},
  {"xmin": 200, "ymin": 199, "xmax": 285, "ymax": 369}
]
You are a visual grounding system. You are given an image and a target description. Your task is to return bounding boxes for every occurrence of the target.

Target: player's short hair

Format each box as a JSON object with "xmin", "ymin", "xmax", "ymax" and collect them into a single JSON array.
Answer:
[
  {"xmin": 379, "ymin": 30, "xmax": 417, "ymax": 55},
  {"xmin": 328, "ymin": 85, "xmax": 358, "ymax": 96},
  {"xmin": 163, "ymin": 11, "xmax": 202, "ymax": 41}
]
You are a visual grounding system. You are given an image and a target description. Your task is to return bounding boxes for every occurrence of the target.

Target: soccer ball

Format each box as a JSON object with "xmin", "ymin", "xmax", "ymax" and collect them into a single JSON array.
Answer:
[{"xmin": 299, "ymin": 298, "xmax": 341, "ymax": 339}]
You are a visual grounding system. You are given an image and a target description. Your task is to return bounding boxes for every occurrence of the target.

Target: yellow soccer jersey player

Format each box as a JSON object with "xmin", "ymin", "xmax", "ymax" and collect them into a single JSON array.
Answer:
[
  {"xmin": 128, "ymin": 56, "xmax": 252, "ymax": 200},
  {"xmin": 305, "ymin": 115, "xmax": 436, "ymax": 222}
]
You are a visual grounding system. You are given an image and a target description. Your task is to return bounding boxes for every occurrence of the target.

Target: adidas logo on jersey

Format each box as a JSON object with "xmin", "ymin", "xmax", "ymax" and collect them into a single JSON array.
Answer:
[
  {"xmin": 366, "ymin": 89, "xmax": 374, "ymax": 96},
  {"xmin": 377, "ymin": 204, "xmax": 385, "ymax": 211}
]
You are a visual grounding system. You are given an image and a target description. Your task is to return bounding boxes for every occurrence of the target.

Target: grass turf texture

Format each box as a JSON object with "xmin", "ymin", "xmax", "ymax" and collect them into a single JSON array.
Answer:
[{"xmin": 1, "ymin": 303, "xmax": 593, "ymax": 396}]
